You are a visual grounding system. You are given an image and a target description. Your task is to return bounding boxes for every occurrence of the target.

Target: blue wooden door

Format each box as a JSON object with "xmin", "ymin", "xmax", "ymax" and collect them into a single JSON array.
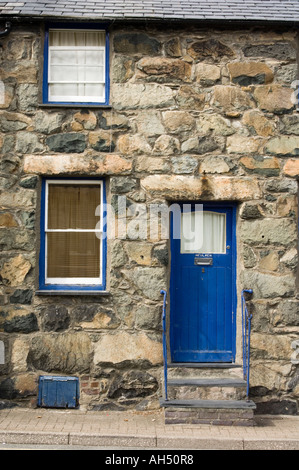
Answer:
[{"xmin": 170, "ymin": 203, "xmax": 236, "ymax": 363}]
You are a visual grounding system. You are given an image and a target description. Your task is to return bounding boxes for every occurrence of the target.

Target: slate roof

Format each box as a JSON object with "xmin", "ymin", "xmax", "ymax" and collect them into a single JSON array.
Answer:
[{"xmin": 0, "ymin": 0, "xmax": 299, "ymax": 23}]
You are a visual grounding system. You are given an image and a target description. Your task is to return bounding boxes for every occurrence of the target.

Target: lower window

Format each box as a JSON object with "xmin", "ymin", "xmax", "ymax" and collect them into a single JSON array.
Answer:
[{"xmin": 39, "ymin": 178, "xmax": 106, "ymax": 291}]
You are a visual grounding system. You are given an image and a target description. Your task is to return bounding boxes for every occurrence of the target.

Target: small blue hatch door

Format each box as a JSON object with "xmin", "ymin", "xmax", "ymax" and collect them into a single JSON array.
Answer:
[{"xmin": 38, "ymin": 376, "xmax": 79, "ymax": 408}]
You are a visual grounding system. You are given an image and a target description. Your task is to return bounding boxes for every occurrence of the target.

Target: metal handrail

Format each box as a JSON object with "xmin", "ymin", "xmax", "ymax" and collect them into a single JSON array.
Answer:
[
  {"xmin": 241, "ymin": 289, "xmax": 253, "ymax": 400},
  {"xmin": 160, "ymin": 289, "xmax": 168, "ymax": 400}
]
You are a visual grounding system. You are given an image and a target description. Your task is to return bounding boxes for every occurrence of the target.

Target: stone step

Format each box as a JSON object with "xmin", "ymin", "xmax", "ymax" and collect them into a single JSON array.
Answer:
[
  {"xmin": 168, "ymin": 388, "xmax": 247, "ymax": 401},
  {"xmin": 166, "ymin": 364, "xmax": 246, "ymax": 399},
  {"xmin": 167, "ymin": 363, "xmax": 243, "ymax": 379},
  {"xmin": 168, "ymin": 378, "xmax": 246, "ymax": 387},
  {"xmin": 168, "ymin": 362, "xmax": 242, "ymax": 369},
  {"xmin": 160, "ymin": 398, "xmax": 256, "ymax": 426},
  {"xmin": 160, "ymin": 398, "xmax": 256, "ymax": 409}
]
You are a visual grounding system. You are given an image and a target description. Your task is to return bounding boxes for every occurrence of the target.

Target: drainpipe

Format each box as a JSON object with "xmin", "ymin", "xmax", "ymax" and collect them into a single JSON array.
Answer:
[{"xmin": 0, "ymin": 21, "xmax": 12, "ymax": 37}]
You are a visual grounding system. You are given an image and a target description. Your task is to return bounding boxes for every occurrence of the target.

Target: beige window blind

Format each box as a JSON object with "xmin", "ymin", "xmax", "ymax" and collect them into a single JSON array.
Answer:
[{"xmin": 45, "ymin": 181, "xmax": 103, "ymax": 284}]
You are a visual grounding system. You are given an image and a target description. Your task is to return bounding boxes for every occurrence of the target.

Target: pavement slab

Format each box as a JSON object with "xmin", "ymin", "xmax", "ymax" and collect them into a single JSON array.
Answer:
[{"xmin": 0, "ymin": 407, "xmax": 298, "ymax": 450}]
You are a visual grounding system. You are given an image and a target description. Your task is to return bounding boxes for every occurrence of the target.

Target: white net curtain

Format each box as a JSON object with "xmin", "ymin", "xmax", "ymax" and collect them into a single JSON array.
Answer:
[
  {"xmin": 48, "ymin": 29, "xmax": 106, "ymax": 102},
  {"xmin": 181, "ymin": 211, "xmax": 226, "ymax": 254}
]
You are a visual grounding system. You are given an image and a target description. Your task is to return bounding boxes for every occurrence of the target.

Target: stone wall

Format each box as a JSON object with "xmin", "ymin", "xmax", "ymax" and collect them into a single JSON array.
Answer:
[{"xmin": 0, "ymin": 22, "xmax": 298, "ymax": 413}]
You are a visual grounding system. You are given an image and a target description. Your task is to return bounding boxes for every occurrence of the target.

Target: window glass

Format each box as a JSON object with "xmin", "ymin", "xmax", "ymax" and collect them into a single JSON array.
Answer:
[
  {"xmin": 47, "ymin": 232, "xmax": 100, "ymax": 278},
  {"xmin": 47, "ymin": 29, "xmax": 106, "ymax": 103},
  {"xmin": 49, "ymin": 30, "xmax": 106, "ymax": 47},
  {"xmin": 181, "ymin": 211, "xmax": 226, "ymax": 254},
  {"xmin": 48, "ymin": 184, "xmax": 101, "ymax": 230},
  {"xmin": 42, "ymin": 180, "xmax": 104, "ymax": 287}
]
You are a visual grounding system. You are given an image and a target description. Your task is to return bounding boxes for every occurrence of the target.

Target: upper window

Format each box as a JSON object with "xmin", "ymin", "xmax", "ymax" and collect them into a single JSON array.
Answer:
[
  {"xmin": 39, "ymin": 179, "xmax": 107, "ymax": 292},
  {"xmin": 43, "ymin": 25, "xmax": 109, "ymax": 105}
]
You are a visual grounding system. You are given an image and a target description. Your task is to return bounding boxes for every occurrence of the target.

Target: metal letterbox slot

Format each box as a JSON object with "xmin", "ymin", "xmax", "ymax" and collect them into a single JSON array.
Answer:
[{"xmin": 194, "ymin": 258, "xmax": 213, "ymax": 266}]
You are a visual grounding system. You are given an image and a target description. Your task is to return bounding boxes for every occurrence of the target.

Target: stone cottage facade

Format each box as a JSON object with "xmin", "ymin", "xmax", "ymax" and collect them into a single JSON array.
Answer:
[{"xmin": 0, "ymin": 1, "xmax": 298, "ymax": 418}]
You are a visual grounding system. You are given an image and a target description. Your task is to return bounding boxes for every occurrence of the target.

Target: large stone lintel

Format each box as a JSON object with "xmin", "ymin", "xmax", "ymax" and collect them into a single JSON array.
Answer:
[
  {"xmin": 141, "ymin": 175, "xmax": 261, "ymax": 201},
  {"xmin": 23, "ymin": 153, "xmax": 132, "ymax": 175}
]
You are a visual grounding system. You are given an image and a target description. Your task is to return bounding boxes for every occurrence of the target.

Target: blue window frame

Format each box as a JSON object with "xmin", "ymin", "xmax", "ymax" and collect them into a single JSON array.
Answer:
[
  {"xmin": 39, "ymin": 177, "xmax": 107, "ymax": 292},
  {"xmin": 43, "ymin": 22, "xmax": 110, "ymax": 106}
]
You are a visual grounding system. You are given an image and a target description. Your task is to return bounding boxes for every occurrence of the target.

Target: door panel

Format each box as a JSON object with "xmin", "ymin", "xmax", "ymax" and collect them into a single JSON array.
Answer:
[{"xmin": 170, "ymin": 203, "xmax": 236, "ymax": 363}]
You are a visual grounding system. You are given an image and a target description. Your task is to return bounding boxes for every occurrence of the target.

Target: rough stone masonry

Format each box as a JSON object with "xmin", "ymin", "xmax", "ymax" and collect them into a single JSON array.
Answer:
[{"xmin": 0, "ymin": 21, "xmax": 298, "ymax": 414}]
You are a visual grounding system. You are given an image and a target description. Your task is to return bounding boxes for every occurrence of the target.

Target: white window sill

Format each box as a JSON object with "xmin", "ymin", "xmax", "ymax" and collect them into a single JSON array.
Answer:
[
  {"xmin": 39, "ymin": 103, "xmax": 112, "ymax": 109},
  {"xmin": 36, "ymin": 290, "xmax": 110, "ymax": 296}
]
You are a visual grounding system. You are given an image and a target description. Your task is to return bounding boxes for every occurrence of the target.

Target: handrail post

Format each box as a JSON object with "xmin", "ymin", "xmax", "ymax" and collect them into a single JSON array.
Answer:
[
  {"xmin": 241, "ymin": 289, "xmax": 253, "ymax": 400},
  {"xmin": 160, "ymin": 289, "xmax": 168, "ymax": 401},
  {"xmin": 247, "ymin": 312, "xmax": 252, "ymax": 400}
]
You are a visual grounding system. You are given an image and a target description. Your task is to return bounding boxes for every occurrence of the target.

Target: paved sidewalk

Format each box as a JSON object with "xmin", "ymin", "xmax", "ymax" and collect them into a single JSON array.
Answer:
[{"xmin": 0, "ymin": 407, "xmax": 298, "ymax": 450}]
